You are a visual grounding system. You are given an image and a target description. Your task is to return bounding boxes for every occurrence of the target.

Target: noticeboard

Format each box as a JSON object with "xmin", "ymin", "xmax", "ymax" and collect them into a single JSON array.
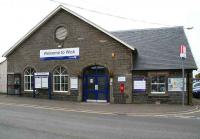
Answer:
[
  {"xmin": 133, "ymin": 77, "xmax": 146, "ymax": 92},
  {"xmin": 34, "ymin": 72, "xmax": 49, "ymax": 89},
  {"xmin": 168, "ymin": 78, "xmax": 186, "ymax": 91},
  {"xmin": 70, "ymin": 77, "xmax": 78, "ymax": 90}
]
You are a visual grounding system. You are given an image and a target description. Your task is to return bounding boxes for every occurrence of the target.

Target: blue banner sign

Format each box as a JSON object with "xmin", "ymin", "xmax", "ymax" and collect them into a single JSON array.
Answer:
[{"xmin": 40, "ymin": 48, "xmax": 79, "ymax": 61}]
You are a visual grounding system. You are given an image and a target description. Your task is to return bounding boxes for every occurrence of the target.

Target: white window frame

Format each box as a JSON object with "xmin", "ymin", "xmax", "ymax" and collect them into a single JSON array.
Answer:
[
  {"xmin": 24, "ymin": 68, "xmax": 35, "ymax": 91},
  {"xmin": 53, "ymin": 66, "xmax": 69, "ymax": 93},
  {"xmin": 151, "ymin": 76, "xmax": 166, "ymax": 94}
]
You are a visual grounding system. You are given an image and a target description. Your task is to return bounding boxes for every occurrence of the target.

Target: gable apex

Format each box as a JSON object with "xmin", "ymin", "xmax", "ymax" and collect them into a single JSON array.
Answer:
[{"xmin": 2, "ymin": 5, "xmax": 135, "ymax": 57}]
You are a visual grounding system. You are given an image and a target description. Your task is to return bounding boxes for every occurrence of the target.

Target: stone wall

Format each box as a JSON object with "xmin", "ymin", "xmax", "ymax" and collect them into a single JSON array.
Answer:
[
  {"xmin": 132, "ymin": 70, "xmax": 193, "ymax": 104},
  {"xmin": 6, "ymin": 9, "xmax": 133, "ymax": 103}
]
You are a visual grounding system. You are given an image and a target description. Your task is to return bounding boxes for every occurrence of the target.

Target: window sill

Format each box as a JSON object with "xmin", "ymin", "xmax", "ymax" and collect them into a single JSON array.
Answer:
[
  {"xmin": 53, "ymin": 91, "xmax": 70, "ymax": 95},
  {"xmin": 24, "ymin": 90, "xmax": 33, "ymax": 92}
]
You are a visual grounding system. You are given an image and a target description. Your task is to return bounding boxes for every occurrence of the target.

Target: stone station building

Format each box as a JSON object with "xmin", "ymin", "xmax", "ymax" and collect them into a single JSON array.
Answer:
[{"xmin": 2, "ymin": 5, "xmax": 197, "ymax": 104}]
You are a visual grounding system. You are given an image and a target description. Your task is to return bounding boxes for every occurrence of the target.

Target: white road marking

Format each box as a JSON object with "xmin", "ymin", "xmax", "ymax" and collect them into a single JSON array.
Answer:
[{"xmin": 0, "ymin": 102, "xmax": 199, "ymax": 119}]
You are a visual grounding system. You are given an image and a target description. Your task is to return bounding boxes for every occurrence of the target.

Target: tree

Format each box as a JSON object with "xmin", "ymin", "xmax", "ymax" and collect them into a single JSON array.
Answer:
[{"xmin": 195, "ymin": 73, "xmax": 200, "ymax": 78}]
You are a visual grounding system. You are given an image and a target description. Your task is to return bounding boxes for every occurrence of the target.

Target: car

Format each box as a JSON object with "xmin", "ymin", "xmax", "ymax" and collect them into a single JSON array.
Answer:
[{"xmin": 193, "ymin": 81, "xmax": 200, "ymax": 98}]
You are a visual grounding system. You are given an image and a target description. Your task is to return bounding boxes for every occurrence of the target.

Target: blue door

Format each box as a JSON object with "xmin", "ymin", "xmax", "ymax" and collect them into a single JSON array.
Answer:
[{"xmin": 83, "ymin": 65, "xmax": 109, "ymax": 102}]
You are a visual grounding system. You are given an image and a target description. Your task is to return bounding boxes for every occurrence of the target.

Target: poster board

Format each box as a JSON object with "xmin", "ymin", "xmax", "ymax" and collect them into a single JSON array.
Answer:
[
  {"xmin": 35, "ymin": 77, "xmax": 42, "ymax": 89},
  {"xmin": 41, "ymin": 77, "xmax": 48, "ymax": 88},
  {"xmin": 168, "ymin": 78, "xmax": 186, "ymax": 91},
  {"xmin": 34, "ymin": 72, "xmax": 49, "ymax": 89},
  {"xmin": 70, "ymin": 77, "xmax": 78, "ymax": 90}
]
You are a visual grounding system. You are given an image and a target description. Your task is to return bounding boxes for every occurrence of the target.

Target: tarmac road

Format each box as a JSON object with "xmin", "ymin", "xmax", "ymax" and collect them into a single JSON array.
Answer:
[{"xmin": 0, "ymin": 102, "xmax": 200, "ymax": 139}]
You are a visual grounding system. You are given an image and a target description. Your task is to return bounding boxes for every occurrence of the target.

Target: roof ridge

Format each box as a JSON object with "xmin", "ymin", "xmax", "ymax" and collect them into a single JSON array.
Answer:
[{"xmin": 111, "ymin": 26, "xmax": 183, "ymax": 33}]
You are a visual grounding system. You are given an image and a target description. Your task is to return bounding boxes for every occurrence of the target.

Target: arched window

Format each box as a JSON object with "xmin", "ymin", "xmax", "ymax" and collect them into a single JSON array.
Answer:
[
  {"xmin": 53, "ymin": 66, "xmax": 68, "ymax": 92},
  {"xmin": 24, "ymin": 67, "xmax": 35, "ymax": 91}
]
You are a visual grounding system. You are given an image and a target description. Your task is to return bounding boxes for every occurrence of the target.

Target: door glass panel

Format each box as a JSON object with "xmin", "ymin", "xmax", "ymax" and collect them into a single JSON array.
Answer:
[
  {"xmin": 97, "ymin": 76, "xmax": 107, "ymax": 100},
  {"xmin": 87, "ymin": 76, "xmax": 96, "ymax": 100},
  {"xmin": 98, "ymin": 77, "xmax": 106, "ymax": 91},
  {"xmin": 87, "ymin": 77, "xmax": 95, "ymax": 91}
]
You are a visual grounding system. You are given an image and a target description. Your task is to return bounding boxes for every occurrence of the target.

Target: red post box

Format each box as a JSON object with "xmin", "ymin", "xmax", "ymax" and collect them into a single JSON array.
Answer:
[{"xmin": 120, "ymin": 83, "xmax": 125, "ymax": 93}]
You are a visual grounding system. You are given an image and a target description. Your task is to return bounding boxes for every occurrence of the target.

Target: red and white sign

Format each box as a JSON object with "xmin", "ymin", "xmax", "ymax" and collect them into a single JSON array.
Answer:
[{"xmin": 180, "ymin": 45, "xmax": 186, "ymax": 58}]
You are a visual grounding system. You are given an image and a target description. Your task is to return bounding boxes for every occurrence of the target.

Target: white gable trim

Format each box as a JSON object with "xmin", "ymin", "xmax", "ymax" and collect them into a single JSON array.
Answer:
[{"xmin": 2, "ymin": 5, "xmax": 135, "ymax": 57}]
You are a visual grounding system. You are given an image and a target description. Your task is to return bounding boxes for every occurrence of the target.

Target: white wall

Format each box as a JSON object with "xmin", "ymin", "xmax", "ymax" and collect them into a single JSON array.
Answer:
[{"xmin": 0, "ymin": 60, "xmax": 7, "ymax": 93}]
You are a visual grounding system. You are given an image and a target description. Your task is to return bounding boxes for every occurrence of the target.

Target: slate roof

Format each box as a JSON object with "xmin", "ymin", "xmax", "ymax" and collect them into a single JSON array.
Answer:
[{"xmin": 111, "ymin": 26, "xmax": 197, "ymax": 70}]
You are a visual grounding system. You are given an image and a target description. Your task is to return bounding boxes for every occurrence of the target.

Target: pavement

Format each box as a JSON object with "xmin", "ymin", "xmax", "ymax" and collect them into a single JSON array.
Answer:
[{"xmin": 0, "ymin": 94, "xmax": 199, "ymax": 117}]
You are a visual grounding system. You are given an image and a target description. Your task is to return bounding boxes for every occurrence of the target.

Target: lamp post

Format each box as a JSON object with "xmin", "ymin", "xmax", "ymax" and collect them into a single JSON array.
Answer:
[{"xmin": 180, "ymin": 45, "xmax": 186, "ymax": 106}]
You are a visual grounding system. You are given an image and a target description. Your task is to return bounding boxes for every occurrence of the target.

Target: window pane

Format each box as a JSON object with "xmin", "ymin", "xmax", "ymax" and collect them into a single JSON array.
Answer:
[
  {"xmin": 158, "ymin": 84, "xmax": 165, "ymax": 92},
  {"xmin": 151, "ymin": 84, "xmax": 158, "ymax": 92},
  {"xmin": 54, "ymin": 76, "xmax": 60, "ymax": 84},
  {"xmin": 159, "ymin": 76, "xmax": 165, "ymax": 83},
  {"xmin": 27, "ymin": 83, "xmax": 31, "ymax": 90},
  {"xmin": 64, "ymin": 83, "xmax": 68, "ymax": 91},
  {"xmin": 61, "ymin": 76, "xmax": 68, "ymax": 84},
  {"xmin": 24, "ymin": 76, "xmax": 28, "ymax": 83},
  {"xmin": 54, "ymin": 84, "xmax": 60, "ymax": 91},
  {"xmin": 25, "ymin": 83, "xmax": 29, "ymax": 90},
  {"xmin": 31, "ymin": 81, "xmax": 34, "ymax": 90},
  {"xmin": 27, "ymin": 76, "xmax": 30, "ymax": 83},
  {"xmin": 64, "ymin": 76, "xmax": 68, "ymax": 83},
  {"xmin": 61, "ymin": 84, "xmax": 65, "ymax": 91},
  {"xmin": 152, "ymin": 77, "xmax": 157, "ymax": 83},
  {"xmin": 53, "ymin": 70, "xmax": 60, "ymax": 75}
]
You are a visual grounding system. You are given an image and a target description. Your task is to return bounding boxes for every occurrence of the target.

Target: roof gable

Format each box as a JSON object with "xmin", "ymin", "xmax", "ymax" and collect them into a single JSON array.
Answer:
[{"xmin": 3, "ymin": 5, "xmax": 134, "ymax": 57}]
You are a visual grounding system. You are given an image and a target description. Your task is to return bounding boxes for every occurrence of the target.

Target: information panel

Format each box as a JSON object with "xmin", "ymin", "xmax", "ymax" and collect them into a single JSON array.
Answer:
[
  {"xmin": 34, "ymin": 72, "xmax": 49, "ymax": 89},
  {"xmin": 133, "ymin": 77, "xmax": 146, "ymax": 92},
  {"xmin": 70, "ymin": 77, "xmax": 78, "ymax": 90},
  {"xmin": 168, "ymin": 78, "xmax": 186, "ymax": 91},
  {"xmin": 35, "ymin": 77, "xmax": 42, "ymax": 89}
]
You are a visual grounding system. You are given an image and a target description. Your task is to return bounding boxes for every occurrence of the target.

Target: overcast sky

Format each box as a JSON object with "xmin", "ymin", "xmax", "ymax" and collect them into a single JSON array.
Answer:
[{"xmin": 0, "ymin": 0, "xmax": 199, "ymax": 74}]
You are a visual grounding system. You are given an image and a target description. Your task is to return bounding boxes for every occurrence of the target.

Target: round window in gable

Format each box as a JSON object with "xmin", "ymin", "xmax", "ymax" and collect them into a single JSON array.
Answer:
[{"xmin": 55, "ymin": 26, "xmax": 68, "ymax": 42}]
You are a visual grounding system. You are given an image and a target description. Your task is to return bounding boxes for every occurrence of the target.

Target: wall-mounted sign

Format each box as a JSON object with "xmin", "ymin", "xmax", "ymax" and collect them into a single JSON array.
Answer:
[
  {"xmin": 180, "ymin": 45, "xmax": 186, "ymax": 59},
  {"xmin": 70, "ymin": 77, "xmax": 78, "ymax": 90},
  {"xmin": 40, "ymin": 48, "xmax": 79, "ymax": 61},
  {"xmin": 168, "ymin": 78, "xmax": 186, "ymax": 91},
  {"xmin": 133, "ymin": 79, "xmax": 146, "ymax": 92},
  {"xmin": 118, "ymin": 76, "xmax": 126, "ymax": 82},
  {"xmin": 90, "ymin": 79, "xmax": 94, "ymax": 84}
]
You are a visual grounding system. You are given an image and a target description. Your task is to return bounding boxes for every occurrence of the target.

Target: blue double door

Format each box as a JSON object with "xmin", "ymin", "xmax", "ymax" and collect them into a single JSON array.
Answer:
[{"xmin": 83, "ymin": 74, "xmax": 109, "ymax": 102}]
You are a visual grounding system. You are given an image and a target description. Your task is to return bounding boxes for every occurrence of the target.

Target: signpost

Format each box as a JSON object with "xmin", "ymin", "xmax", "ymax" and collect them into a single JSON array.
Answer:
[{"xmin": 180, "ymin": 44, "xmax": 186, "ymax": 106}]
